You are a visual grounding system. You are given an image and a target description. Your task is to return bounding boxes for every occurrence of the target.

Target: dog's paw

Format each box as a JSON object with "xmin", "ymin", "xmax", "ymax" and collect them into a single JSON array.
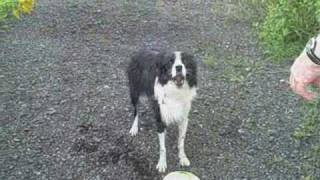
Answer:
[
  {"xmin": 179, "ymin": 156, "xmax": 190, "ymax": 167},
  {"xmin": 129, "ymin": 126, "xmax": 138, "ymax": 136},
  {"xmin": 156, "ymin": 159, "xmax": 167, "ymax": 173}
]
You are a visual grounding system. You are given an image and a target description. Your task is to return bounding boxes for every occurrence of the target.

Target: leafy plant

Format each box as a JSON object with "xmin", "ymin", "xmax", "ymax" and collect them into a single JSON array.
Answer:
[
  {"xmin": 203, "ymin": 53, "xmax": 218, "ymax": 68},
  {"xmin": 255, "ymin": 0, "xmax": 320, "ymax": 61},
  {"xmin": 0, "ymin": 0, "xmax": 35, "ymax": 20}
]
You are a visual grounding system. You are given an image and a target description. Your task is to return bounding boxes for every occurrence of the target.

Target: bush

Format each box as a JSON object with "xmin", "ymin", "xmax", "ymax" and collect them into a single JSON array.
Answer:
[
  {"xmin": 258, "ymin": 0, "xmax": 320, "ymax": 61},
  {"xmin": 0, "ymin": 0, "xmax": 35, "ymax": 20}
]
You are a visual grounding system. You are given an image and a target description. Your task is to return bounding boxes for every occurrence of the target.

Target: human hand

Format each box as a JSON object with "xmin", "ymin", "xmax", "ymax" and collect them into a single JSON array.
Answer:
[{"xmin": 290, "ymin": 51, "xmax": 320, "ymax": 100}]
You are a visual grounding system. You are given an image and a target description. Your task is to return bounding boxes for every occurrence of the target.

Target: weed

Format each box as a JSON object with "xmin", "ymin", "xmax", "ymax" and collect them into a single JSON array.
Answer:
[
  {"xmin": 0, "ymin": 0, "xmax": 35, "ymax": 20},
  {"xmin": 293, "ymin": 98, "xmax": 320, "ymax": 140},
  {"xmin": 292, "ymin": 98, "xmax": 320, "ymax": 179},
  {"xmin": 222, "ymin": 56, "xmax": 262, "ymax": 83},
  {"xmin": 203, "ymin": 53, "xmax": 218, "ymax": 68},
  {"xmin": 250, "ymin": 0, "xmax": 320, "ymax": 62}
]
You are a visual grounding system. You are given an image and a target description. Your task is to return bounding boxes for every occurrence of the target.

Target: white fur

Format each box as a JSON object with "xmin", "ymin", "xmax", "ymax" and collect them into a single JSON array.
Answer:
[
  {"xmin": 154, "ymin": 77, "xmax": 196, "ymax": 172},
  {"xmin": 154, "ymin": 78, "xmax": 196, "ymax": 125},
  {"xmin": 178, "ymin": 119, "xmax": 190, "ymax": 166},
  {"xmin": 171, "ymin": 51, "xmax": 187, "ymax": 78},
  {"xmin": 129, "ymin": 115, "xmax": 139, "ymax": 136},
  {"xmin": 156, "ymin": 132, "xmax": 167, "ymax": 173}
]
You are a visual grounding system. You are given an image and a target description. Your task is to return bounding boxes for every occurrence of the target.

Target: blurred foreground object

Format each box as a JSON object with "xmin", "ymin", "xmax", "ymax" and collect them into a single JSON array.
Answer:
[
  {"xmin": 163, "ymin": 171, "xmax": 200, "ymax": 180},
  {"xmin": 290, "ymin": 35, "xmax": 320, "ymax": 101}
]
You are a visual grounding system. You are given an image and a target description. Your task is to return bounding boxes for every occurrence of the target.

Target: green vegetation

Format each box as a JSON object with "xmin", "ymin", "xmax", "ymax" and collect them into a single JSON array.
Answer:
[
  {"xmin": 203, "ymin": 52, "xmax": 263, "ymax": 83},
  {"xmin": 0, "ymin": 0, "xmax": 35, "ymax": 31},
  {"xmin": 293, "ymin": 98, "xmax": 320, "ymax": 140},
  {"xmin": 203, "ymin": 53, "xmax": 218, "ymax": 68},
  {"xmin": 292, "ymin": 98, "xmax": 320, "ymax": 179},
  {"xmin": 253, "ymin": 0, "xmax": 320, "ymax": 61},
  {"xmin": 0, "ymin": 0, "xmax": 35, "ymax": 20}
]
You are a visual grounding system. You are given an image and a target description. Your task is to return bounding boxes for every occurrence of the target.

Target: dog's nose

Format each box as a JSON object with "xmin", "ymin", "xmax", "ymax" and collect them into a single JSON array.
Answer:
[{"xmin": 176, "ymin": 65, "xmax": 182, "ymax": 72}]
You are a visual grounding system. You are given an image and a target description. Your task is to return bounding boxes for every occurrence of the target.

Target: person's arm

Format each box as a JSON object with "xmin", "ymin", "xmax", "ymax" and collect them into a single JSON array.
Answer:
[{"xmin": 290, "ymin": 35, "xmax": 320, "ymax": 100}]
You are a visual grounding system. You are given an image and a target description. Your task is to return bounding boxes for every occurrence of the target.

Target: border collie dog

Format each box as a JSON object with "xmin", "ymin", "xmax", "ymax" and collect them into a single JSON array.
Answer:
[{"xmin": 127, "ymin": 50, "xmax": 197, "ymax": 172}]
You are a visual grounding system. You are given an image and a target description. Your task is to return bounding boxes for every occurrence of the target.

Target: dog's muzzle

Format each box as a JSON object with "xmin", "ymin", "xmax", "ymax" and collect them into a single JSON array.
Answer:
[{"xmin": 173, "ymin": 74, "xmax": 185, "ymax": 87}]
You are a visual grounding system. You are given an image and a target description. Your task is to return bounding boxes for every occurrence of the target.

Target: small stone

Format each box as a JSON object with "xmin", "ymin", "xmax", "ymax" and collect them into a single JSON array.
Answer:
[
  {"xmin": 60, "ymin": 99, "xmax": 67, "ymax": 104},
  {"xmin": 247, "ymin": 149, "xmax": 255, "ymax": 155},
  {"xmin": 238, "ymin": 128, "xmax": 245, "ymax": 134},
  {"xmin": 12, "ymin": 155, "xmax": 19, "ymax": 159},
  {"xmin": 294, "ymin": 140, "xmax": 301, "ymax": 148},
  {"xmin": 23, "ymin": 128, "xmax": 31, "ymax": 132},
  {"xmin": 268, "ymin": 129, "xmax": 277, "ymax": 137},
  {"xmin": 269, "ymin": 136, "xmax": 275, "ymax": 142},
  {"xmin": 47, "ymin": 108, "xmax": 57, "ymax": 115},
  {"xmin": 279, "ymin": 79, "xmax": 286, "ymax": 83},
  {"xmin": 93, "ymin": 137, "xmax": 101, "ymax": 142}
]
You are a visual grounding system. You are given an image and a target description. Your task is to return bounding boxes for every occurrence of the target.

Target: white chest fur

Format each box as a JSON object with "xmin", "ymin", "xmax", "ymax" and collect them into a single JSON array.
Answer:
[{"xmin": 154, "ymin": 78, "xmax": 196, "ymax": 125}]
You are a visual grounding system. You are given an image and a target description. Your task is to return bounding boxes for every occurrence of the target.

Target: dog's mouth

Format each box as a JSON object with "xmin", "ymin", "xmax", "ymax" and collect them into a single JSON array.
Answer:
[{"xmin": 173, "ymin": 74, "xmax": 185, "ymax": 87}]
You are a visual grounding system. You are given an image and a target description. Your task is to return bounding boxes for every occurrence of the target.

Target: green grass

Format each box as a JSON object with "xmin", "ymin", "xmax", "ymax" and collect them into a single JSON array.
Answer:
[
  {"xmin": 215, "ymin": 0, "xmax": 320, "ymax": 62},
  {"xmin": 291, "ymin": 98, "xmax": 320, "ymax": 179},
  {"xmin": 203, "ymin": 51, "xmax": 263, "ymax": 84},
  {"xmin": 210, "ymin": 0, "xmax": 266, "ymax": 25},
  {"xmin": 203, "ymin": 53, "xmax": 218, "ymax": 68},
  {"xmin": 293, "ymin": 98, "xmax": 320, "ymax": 140},
  {"xmin": 248, "ymin": 0, "xmax": 320, "ymax": 62}
]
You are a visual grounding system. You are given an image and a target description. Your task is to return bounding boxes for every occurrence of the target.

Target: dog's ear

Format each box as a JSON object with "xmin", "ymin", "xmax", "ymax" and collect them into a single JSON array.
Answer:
[
  {"xmin": 182, "ymin": 52, "xmax": 197, "ymax": 87},
  {"xmin": 156, "ymin": 52, "xmax": 167, "ymax": 74},
  {"xmin": 182, "ymin": 52, "xmax": 196, "ymax": 69},
  {"xmin": 181, "ymin": 52, "xmax": 195, "ymax": 63},
  {"xmin": 155, "ymin": 54, "xmax": 163, "ymax": 76}
]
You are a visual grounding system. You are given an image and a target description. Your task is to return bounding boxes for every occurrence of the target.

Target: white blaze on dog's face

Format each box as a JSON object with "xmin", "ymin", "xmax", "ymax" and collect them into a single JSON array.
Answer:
[
  {"xmin": 156, "ymin": 51, "xmax": 197, "ymax": 89},
  {"xmin": 171, "ymin": 51, "xmax": 186, "ymax": 87}
]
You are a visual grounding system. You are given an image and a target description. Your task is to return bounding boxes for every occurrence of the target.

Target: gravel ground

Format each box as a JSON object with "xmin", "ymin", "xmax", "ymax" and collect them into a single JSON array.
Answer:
[{"xmin": 1, "ymin": 0, "xmax": 319, "ymax": 179}]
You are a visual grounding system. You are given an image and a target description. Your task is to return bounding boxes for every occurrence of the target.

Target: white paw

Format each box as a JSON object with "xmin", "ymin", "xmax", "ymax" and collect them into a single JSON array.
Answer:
[
  {"xmin": 179, "ymin": 156, "xmax": 190, "ymax": 167},
  {"xmin": 129, "ymin": 126, "xmax": 138, "ymax": 136},
  {"xmin": 156, "ymin": 159, "xmax": 167, "ymax": 173}
]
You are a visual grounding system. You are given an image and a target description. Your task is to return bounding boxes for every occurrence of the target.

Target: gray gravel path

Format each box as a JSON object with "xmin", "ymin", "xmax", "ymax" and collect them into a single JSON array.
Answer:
[{"xmin": 1, "ymin": 0, "xmax": 318, "ymax": 179}]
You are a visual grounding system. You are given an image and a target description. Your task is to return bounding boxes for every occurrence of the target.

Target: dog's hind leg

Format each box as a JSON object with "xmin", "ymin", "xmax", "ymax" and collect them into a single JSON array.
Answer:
[{"xmin": 129, "ymin": 92, "xmax": 139, "ymax": 136}]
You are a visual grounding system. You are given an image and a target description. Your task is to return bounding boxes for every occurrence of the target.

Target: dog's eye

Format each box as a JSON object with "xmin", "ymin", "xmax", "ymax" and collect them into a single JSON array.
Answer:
[{"xmin": 170, "ymin": 58, "xmax": 174, "ymax": 63}]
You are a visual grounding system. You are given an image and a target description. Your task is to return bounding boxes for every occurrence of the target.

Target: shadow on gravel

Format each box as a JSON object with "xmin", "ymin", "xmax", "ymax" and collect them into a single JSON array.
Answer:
[{"xmin": 72, "ymin": 122, "xmax": 156, "ymax": 179}]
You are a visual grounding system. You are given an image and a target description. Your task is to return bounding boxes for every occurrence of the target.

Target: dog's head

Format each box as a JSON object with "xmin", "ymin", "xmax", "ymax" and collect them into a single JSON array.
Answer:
[{"xmin": 157, "ymin": 51, "xmax": 197, "ymax": 88}]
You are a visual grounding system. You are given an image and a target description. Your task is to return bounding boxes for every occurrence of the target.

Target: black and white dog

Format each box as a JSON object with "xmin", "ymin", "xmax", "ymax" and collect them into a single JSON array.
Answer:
[{"xmin": 127, "ymin": 50, "xmax": 197, "ymax": 172}]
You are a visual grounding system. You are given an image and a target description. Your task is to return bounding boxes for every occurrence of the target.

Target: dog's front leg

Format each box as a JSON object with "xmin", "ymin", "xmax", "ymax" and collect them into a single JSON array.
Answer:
[
  {"xmin": 178, "ymin": 119, "xmax": 190, "ymax": 166},
  {"xmin": 153, "ymin": 100, "xmax": 167, "ymax": 172},
  {"xmin": 157, "ymin": 131, "xmax": 167, "ymax": 172}
]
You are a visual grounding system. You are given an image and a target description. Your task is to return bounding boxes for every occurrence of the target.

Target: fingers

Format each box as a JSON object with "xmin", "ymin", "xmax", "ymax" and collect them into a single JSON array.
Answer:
[
  {"xmin": 290, "ymin": 74, "xmax": 317, "ymax": 101},
  {"xmin": 295, "ymin": 82, "xmax": 317, "ymax": 100}
]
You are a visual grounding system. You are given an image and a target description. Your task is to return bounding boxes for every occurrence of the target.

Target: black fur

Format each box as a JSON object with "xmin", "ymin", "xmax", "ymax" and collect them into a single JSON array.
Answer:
[
  {"xmin": 181, "ymin": 52, "xmax": 197, "ymax": 87},
  {"xmin": 127, "ymin": 50, "xmax": 197, "ymax": 133}
]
